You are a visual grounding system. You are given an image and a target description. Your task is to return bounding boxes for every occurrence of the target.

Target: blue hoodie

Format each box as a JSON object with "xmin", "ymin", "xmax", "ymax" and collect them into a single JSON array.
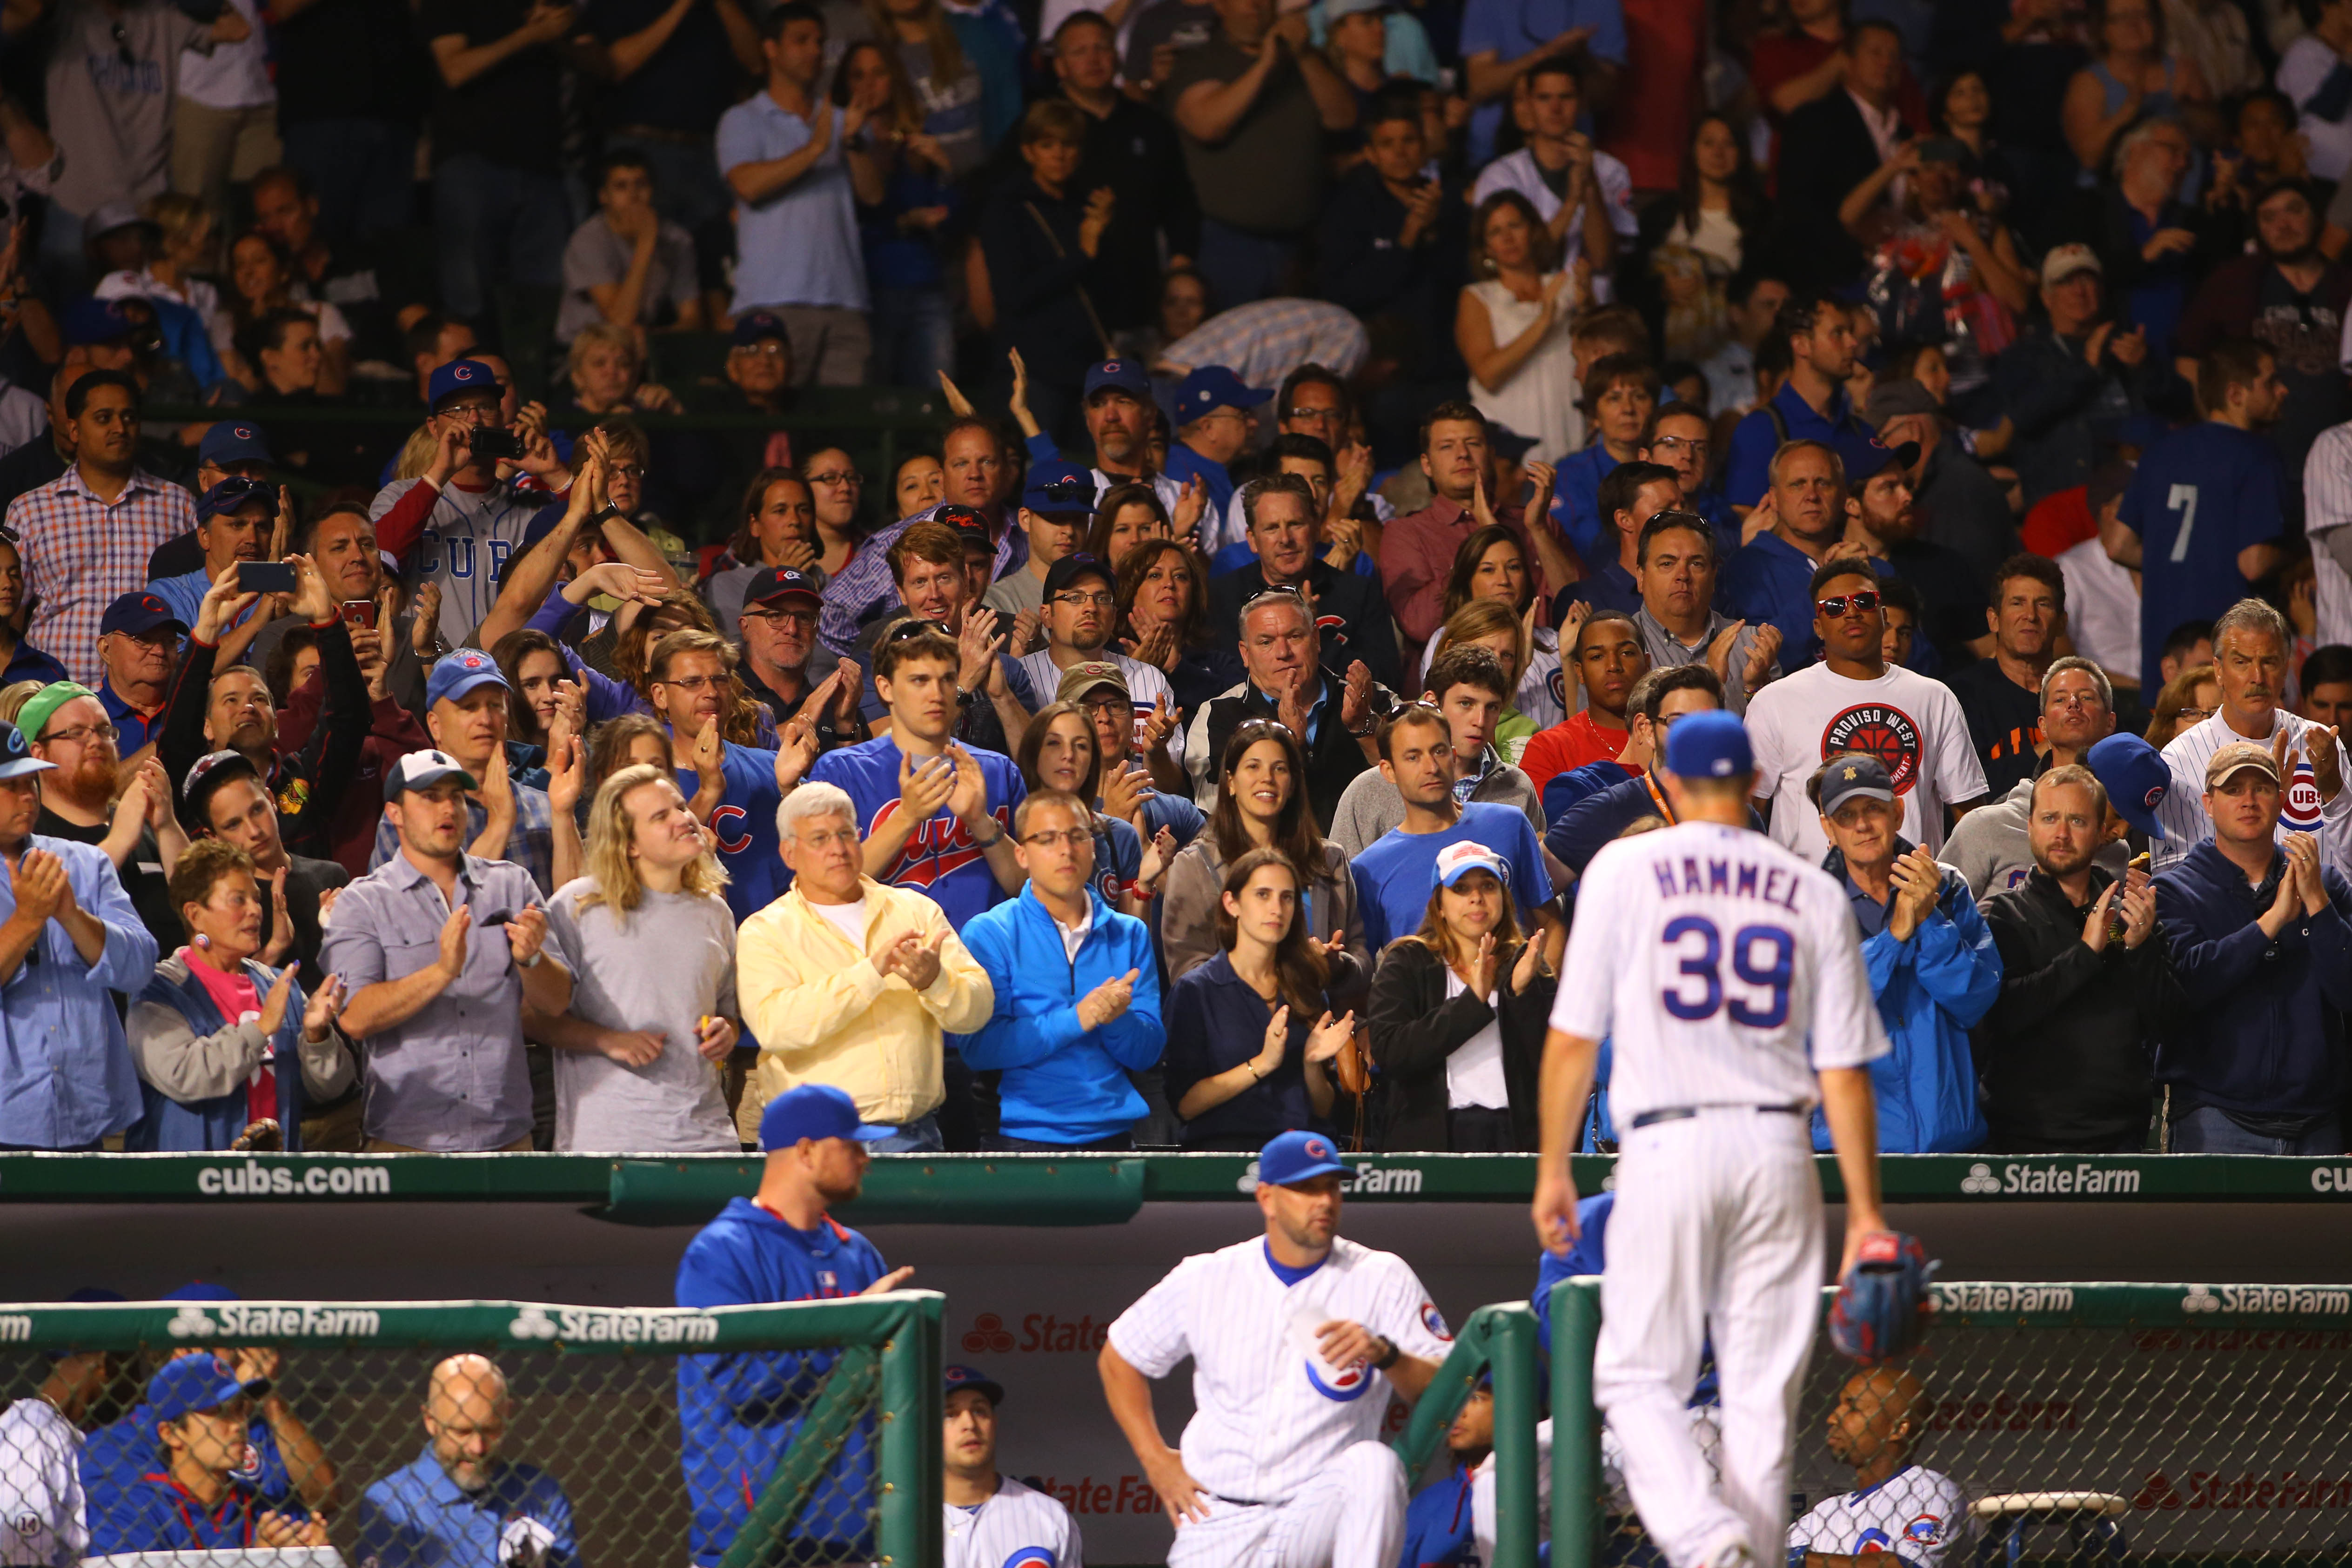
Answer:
[
  {"xmin": 673, "ymin": 1198, "xmax": 890, "ymax": 1564},
  {"xmin": 2153, "ymin": 839, "xmax": 2352, "ymax": 1118},
  {"xmin": 952, "ymin": 882, "xmax": 1165, "ymax": 1144},
  {"xmin": 1813, "ymin": 842, "xmax": 2002, "ymax": 1154}
]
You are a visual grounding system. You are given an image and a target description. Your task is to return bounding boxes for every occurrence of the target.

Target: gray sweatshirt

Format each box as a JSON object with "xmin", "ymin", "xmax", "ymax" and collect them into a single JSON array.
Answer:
[{"xmin": 1944, "ymin": 772, "xmax": 2132, "ymax": 899}]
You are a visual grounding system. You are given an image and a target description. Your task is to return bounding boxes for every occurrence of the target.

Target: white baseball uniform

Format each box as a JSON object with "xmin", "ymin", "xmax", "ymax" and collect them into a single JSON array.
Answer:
[
  {"xmin": 2151, "ymin": 708, "xmax": 2352, "ymax": 877},
  {"xmin": 1787, "ymin": 1465, "xmax": 1969, "ymax": 1568},
  {"xmin": 944, "ymin": 1474, "xmax": 1084, "ymax": 1568},
  {"xmin": 0, "ymin": 1397, "xmax": 85, "ymax": 1567},
  {"xmin": 1552, "ymin": 819, "xmax": 1891, "ymax": 1568},
  {"xmin": 1106, "ymin": 1234, "xmax": 1453, "ymax": 1568}
]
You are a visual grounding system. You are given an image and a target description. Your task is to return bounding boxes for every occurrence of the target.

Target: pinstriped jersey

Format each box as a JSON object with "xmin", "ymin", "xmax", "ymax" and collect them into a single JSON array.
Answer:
[
  {"xmin": 943, "ymin": 1476, "xmax": 1083, "ymax": 1568},
  {"xmin": 1787, "ymin": 1465, "xmax": 1969, "ymax": 1568},
  {"xmin": 1549, "ymin": 820, "xmax": 1890, "ymax": 1121},
  {"xmin": 1106, "ymin": 1236, "xmax": 1452, "ymax": 1504},
  {"xmin": 2152, "ymin": 710, "xmax": 2352, "ymax": 874}
]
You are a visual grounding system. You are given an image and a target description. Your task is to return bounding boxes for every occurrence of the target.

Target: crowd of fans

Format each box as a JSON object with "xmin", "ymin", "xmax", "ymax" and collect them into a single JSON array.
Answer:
[{"xmin": 0, "ymin": 0, "xmax": 2345, "ymax": 1158}]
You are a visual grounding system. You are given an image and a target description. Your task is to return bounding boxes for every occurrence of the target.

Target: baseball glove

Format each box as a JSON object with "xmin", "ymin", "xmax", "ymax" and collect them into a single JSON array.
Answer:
[{"xmin": 1828, "ymin": 1230, "xmax": 1936, "ymax": 1361}]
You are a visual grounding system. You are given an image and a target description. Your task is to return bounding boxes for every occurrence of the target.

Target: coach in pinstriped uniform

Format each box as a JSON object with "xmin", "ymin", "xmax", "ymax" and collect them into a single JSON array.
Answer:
[{"xmin": 2152, "ymin": 599, "xmax": 2351, "ymax": 876}]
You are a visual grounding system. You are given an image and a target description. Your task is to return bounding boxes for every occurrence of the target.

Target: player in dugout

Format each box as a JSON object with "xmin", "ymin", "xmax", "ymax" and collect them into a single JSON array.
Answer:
[
  {"xmin": 1787, "ymin": 1367, "xmax": 1968, "ymax": 1568},
  {"xmin": 357, "ymin": 1353, "xmax": 576, "ymax": 1568},
  {"xmin": 940, "ymin": 1363, "xmax": 1083, "ymax": 1568},
  {"xmin": 85, "ymin": 1354, "xmax": 329, "ymax": 1555}
]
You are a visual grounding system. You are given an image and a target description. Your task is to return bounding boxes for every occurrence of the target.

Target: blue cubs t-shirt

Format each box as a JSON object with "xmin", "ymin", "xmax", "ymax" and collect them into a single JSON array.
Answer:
[
  {"xmin": 677, "ymin": 740, "xmax": 784, "ymax": 924},
  {"xmin": 1349, "ymin": 801, "xmax": 1554, "ymax": 951},
  {"xmin": 806, "ymin": 735, "xmax": 1025, "ymax": 930},
  {"xmin": 2117, "ymin": 420, "xmax": 2285, "ymax": 691}
]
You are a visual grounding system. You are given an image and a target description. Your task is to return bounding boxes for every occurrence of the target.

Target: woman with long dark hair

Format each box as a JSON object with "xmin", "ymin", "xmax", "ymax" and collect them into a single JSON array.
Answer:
[
  {"xmin": 1366, "ymin": 844, "xmax": 1554, "ymax": 1150},
  {"xmin": 1159, "ymin": 718, "xmax": 1365, "ymax": 996},
  {"xmin": 1639, "ymin": 112, "xmax": 1767, "ymax": 362},
  {"xmin": 702, "ymin": 467, "xmax": 823, "ymax": 634},
  {"xmin": 1112, "ymin": 538, "xmax": 1242, "ymax": 717},
  {"xmin": 1160, "ymin": 847, "xmax": 1357, "ymax": 1148}
]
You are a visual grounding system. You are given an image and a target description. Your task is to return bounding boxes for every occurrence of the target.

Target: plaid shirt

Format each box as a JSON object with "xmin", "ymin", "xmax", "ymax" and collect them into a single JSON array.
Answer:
[
  {"xmin": 369, "ymin": 783, "xmax": 558, "ymax": 898},
  {"xmin": 1158, "ymin": 299, "xmax": 1370, "ymax": 386},
  {"xmin": 817, "ymin": 503, "xmax": 1026, "ymax": 657},
  {"xmin": 8, "ymin": 467, "xmax": 195, "ymax": 686}
]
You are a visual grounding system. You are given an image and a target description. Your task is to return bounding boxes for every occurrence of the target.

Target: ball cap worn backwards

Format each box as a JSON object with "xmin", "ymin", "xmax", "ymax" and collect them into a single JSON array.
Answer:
[{"xmin": 1259, "ymin": 1129, "xmax": 1350, "ymax": 1187}]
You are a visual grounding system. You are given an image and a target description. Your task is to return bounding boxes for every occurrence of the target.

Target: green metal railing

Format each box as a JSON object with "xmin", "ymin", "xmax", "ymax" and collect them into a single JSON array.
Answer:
[
  {"xmin": 0, "ymin": 1293, "xmax": 945, "ymax": 1568},
  {"xmin": 1393, "ymin": 1301, "xmax": 1546, "ymax": 1568}
]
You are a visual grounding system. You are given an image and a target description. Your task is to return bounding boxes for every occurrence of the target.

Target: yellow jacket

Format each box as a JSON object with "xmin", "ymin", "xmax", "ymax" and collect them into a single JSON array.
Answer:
[{"xmin": 737, "ymin": 875, "xmax": 994, "ymax": 1125}]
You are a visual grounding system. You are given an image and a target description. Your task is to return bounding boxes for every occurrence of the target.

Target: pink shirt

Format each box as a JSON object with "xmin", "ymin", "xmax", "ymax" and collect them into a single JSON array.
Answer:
[{"xmin": 180, "ymin": 948, "xmax": 274, "ymax": 1124}]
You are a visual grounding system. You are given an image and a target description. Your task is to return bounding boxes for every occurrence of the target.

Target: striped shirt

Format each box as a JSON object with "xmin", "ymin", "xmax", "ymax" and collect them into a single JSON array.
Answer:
[
  {"xmin": 2302, "ymin": 421, "xmax": 2352, "ymax": 646},
  {"xmin": 2154, "ymin": 708, "xmax": 2352, "ymax": 875},
  {"xmin": 7, "ymin": 468, "xmax": 194, "ymax": 687},
  {"xmin": 369, "ymin": 476, "xmax": 550, "ymax": 650},
  {"xmin": 816, "ymin": 504, "xmax": 1025, "ymax": 657},
  {"xmin": 1157, "ymin": 298, "xmax": 1371, "ymax": 386}
]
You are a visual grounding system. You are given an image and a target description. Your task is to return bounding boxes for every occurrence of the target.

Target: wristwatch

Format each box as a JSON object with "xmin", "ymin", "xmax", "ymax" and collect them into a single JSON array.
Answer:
[
  {"xmin": 969, "ymin": 817, "xmax": 1004, "ymax": 848},
  {"xmin": 1370, "ymin": 1335, "xmax": 1400, "ymax": 1370},
  {"xmin": 592, "ymin": 505, "xmax": 628, "ymax": 528}
]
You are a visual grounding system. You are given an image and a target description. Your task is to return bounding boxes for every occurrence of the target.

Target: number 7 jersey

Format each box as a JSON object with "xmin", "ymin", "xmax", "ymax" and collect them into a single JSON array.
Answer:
[{"xmin": 1550, "ymin": 819, "xmax": 1890, "ymax": 1122}]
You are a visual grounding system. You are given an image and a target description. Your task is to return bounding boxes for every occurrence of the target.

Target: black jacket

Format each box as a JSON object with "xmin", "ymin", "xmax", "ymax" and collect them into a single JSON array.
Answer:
[
  {"xmin": 1989, "ymin": 323, "xmax": 2151, "ymax": 508},
  {"xmin": 1198, "ymin": 667, "xmax": 1373, "ymax": 834},
  {"xmin": 1975, "ymin": 864, "xmax": 2181, "ymax": 1151},
  {"xmin": 1366, "ymin": 936, "xmax": 1554, "ymax": 1151},
  {"xmin": 1770, "ymin": 91, "xmax": 1889, "ymax": 290},
  {"xmin": 978, "ymin": 174, "xmax": 1112, "ymax": 387},
  {"xmin": 1066, "ymin": 92, "xmax": 1200, "ymax": 330},
  {"xmin": 1206, "ymin": 557, "xmax": 1403, "ymax": 691},
  {"xmin": 1314, "ymin": 163, "xmax": 1464, "ymax": 375}
]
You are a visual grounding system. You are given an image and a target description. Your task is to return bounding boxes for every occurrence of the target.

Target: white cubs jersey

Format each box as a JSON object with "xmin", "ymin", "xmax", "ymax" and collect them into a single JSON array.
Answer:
[
  {"xmin": 1107, "ymin": 1235, "xmax": 1454, "ymax": 1504},
  {"xmin": 944, "ymin": 1475, "xmax": 1084, "ymax": 1568},
  {"xmin": 2152, "ymin": 708, "xmax": 2352, "ymax": 875},
  {"xmin": 1550, "ymin": 819, "xmax": 1890, "ymax": 1123},
  {"xmin": 0, "ymin": 1399, "xmax": 84, "ymax": 1567},
  {"xmin": 1787, "ymin": 1465, "xmax": 1969, "ymax": 1568}
]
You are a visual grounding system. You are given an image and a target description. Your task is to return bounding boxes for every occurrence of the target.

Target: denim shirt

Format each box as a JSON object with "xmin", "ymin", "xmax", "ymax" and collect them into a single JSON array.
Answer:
[
  {"xmin": 0, "ymin": 834, "xmax": 159, "ymax": 1147},
  {"xmin": 318, "ymin": 850, "xmax": 546, "ymax": 1150}
]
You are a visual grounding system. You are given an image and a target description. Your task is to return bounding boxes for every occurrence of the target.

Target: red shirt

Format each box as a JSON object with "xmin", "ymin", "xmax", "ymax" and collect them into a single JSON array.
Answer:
[
  {"xmin": 1604, "ymin": 0, "xmax": 1705, "ymax": 190},
  {"xmin": 1518, "ymin": 711, "xmax": 1637, "ymax": 797}
]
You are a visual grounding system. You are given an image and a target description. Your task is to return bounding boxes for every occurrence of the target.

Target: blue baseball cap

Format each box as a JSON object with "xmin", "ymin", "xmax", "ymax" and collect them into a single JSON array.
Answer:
[
  {"xmin": 759, "ymin": 1083, "xmax": 896, "ymax": 1151},
  {"xmin": 732, "ymin": 310, "xmax": 791, "ymax": 350},
  {"xmin": 1083, "ymin": 359, "xmax": 1151, "ymax": 400},
  {"xmin": 2086, "ymin": 733, "xmax": 2171, "ymax": 841},
  {"xmin": 427, "ymin": 357, "xmax": 503, "ymax": 411},
  {"xmin": 1663, "ymin": 709, "xmax": 1753, "ymax": 781},
  {"xmin": 1021, "ymin": 460, "xmax": 1098, "ymax": 516},
  {"xmin": 1432, "ymin": 839, "xmax": 1510, "ymax": 892},
  {"xmin": 60, "ymin": 295, "xmax": 143, "ymax": 348},
  {"xmin": 0, "ymin": 721, "xmax": 53, "ymax": 783},
  {"xmin": 100, "ymin": 590, "xmax": 184, "ymax": 638},
  {"xmin": 148, "ymin": 1354, "xmax": 251, "ymax": 1422},
  {"xmin": 165, "ymin": 1282, "xmax": 241, "ymax": 1302},
  {"xmin": 1258, "ymin": 1129, "xmax": 1350, "ymax": 1188},
  {"xmin": 1174, "ymin": 366, "xmax": 1272, "ymax": 424},
  {"xmin": 426, "ymin": 648, "xmax": 509, "ymax": 708},
  {"xmin": 1816, "ymin": 752, "xmax": 1896, "ymax": 818},
  {"xmin": 943, "ymin": 1365, "xmax": 1005, "ymax": 1404},
  {"xmin": 197, "ymin": 421, "xmax": 274, "ymax": 469},
  {"xmin": 197, "ymin": 476, "xmax": 278, "ymax": 523}
]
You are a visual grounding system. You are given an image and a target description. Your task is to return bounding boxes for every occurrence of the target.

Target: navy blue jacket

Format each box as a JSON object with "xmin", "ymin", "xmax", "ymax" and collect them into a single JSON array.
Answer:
[
  {"xmin": 1161, "ymin": 952, "xmax": 1334, "ymax": 1147},
  {"xmin": 2153, "ymin": 839, "xmax": 2352, "ymax": 1119}
]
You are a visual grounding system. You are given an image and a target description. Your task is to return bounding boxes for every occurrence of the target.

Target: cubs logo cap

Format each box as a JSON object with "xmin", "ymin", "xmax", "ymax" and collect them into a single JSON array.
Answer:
[
  {"xmin": 100, "ymin": 591, "xmax": 185, "ymax": 639},
  {"xmin": 2084, "ymin": 732, "xmax": 2169, "ymax": 841},
  {"xmin": 1433, "ymin": 839, "xmax": 1510, "ymax": 893},
  {"xmin": 1053, "ymin": 660, "xmax": 1128, "ymax": 706},
  {"xmin": 942, "ymin": 1364, "xmax": 1006, "ymax": 1405},
  {"xmin": 1258, "ymin": 1129, "xmax": 1351, "ymax": 1188},
  {"xmin": 384, "ymin": 748, "xmax": 479, "ymax": 803},
  {"xmin": 147, "ymin": 1354, "xmax": 252, "ymax": 1422},
  {"xmin": 1022, "ymin": 461, "xmax": 1099, "ymax": 517},
  {"xmin": 759, "ymin": 1083, "xmax": 897, "ymax": 1151},
  {"xmin": 427, "ymin": 357, "xmax": 505, "ymax": 411},
  {"xmin": 1662, "ymin": 708, "xmax": 1753, "ymax": 782},
  {"xmin": 1816, "ymin": 752, "xmax": 1896, "ymax": 817},
  {"xmin": 1083, "ymin": 359, "xmax": 1151, "ymax": 400},
  {"xmin": 0, "ymin": 720, "xmax": 54, "ymax": 782},
  {"xmin": 197, "ymin": 420, "xmax": 274, "ymax": 468},
  {"xmin": 196, "ymin": 475, "xmax": 278, "ymax": 523},
  {"xmin": 744, "ymin": 566, "xmax": 823, "ymax": 608},
  {"xmin": 181, "ymin": 749, "xmax": 259, "ymax": 815},
  {"xmin": 1174, "ymin": 365, "xmax": 1272, "ymax": 423},
  {"xmin": 426, "ymin": 648, "xmax": 511, "ymax": 709},
  {"xmin": 2205, "ymin": 740, "xmax": 2281, "ymax": 792},
  {"xmin": 731, "ymin": 310, "xmax": 790, "ymax": 350}
]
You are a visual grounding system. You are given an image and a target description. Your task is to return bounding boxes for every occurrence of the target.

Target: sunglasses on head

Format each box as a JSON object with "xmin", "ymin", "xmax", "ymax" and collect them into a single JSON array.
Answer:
[
  {"xmin": 1032, "ymin": 477, "xmax": 1096, "ymax": 509},
  {"xmin": 884, "ymin": 618, "xmax": 941, "ymax": 644},
  {"xmin": 1816, "ymin": 588, "xmax": 1882, "ymax": 617}
]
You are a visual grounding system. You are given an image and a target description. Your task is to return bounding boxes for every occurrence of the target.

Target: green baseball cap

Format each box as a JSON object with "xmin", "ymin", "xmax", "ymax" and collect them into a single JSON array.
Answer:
[{"xmin": 15, "ymin": 682, "xmax": 96, "ymax": 745}]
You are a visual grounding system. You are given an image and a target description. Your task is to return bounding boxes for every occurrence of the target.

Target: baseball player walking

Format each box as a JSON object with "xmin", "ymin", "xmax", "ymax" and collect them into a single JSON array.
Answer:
[
  {"xmin": 1098, "ymin": 1130, "xmax": 1455, "ymax": 1568},
  {"xmin": 1531, "ymin": 710, "xmax": 1894, "ymax": 1568}
]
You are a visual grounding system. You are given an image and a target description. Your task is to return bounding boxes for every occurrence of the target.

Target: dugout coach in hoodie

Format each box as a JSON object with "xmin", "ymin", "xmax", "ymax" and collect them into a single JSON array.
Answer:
[
  {"xmin": 673, "ymin": 1084, "xmax": 916, "ymax": 1567},
  {"xmin": 952, "ymin": 788, "xmax": 1165, "ymax": 1151}
]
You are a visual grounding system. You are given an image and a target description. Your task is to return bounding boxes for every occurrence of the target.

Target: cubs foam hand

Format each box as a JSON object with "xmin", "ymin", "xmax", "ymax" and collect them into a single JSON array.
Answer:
[{"xmin": 1828, "ymin": 1229, "xmax": 1937, "ymax": 1362}]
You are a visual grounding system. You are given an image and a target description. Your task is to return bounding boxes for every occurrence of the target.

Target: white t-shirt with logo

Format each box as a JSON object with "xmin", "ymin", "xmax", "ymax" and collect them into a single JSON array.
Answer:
[{"xmin": 1747, "ymin": 663, "xmax": 1987, "ymax": 862}]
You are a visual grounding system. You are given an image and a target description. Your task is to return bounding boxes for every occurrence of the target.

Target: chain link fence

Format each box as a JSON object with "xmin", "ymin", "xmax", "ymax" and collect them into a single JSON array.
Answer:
[
  {"xmin": 0, "ymin": 1297, "xmax": 942, "ymax": 1568},
  {"xmin": 1546, "ymin": 1281, "xmax": 2352, "ymax": 1568}
]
